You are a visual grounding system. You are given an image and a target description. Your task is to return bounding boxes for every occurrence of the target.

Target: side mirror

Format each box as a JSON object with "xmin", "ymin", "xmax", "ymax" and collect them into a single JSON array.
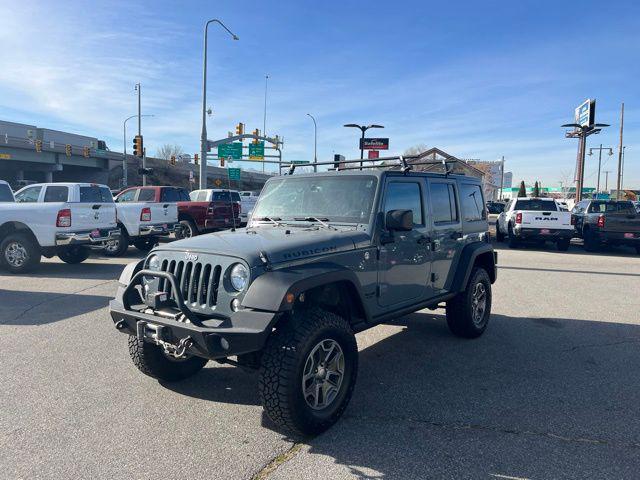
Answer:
[{"xmin": 386, "ymin": 209, "xmax": 413, "ymax": 231}]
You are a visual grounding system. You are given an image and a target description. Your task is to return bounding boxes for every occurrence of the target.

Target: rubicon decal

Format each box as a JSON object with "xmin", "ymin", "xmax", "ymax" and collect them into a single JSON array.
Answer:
[{"xmin": 283, "ymin": 245, "xmax": 337, "ymax": 259}]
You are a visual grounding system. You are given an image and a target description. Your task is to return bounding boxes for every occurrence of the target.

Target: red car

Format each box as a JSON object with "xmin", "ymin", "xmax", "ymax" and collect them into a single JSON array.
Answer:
[{"xmin": 115, "ymin": 186, "xmax": 240, "ymax": 238}]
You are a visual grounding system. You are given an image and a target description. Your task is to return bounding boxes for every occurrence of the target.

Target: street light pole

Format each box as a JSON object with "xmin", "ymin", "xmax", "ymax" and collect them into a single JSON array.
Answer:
[
  {"xmin": 262, "ymin": 74, "xmax": 269, "ymax": 173},
  {"xmin": 307, "ymin": 113, "xmax": 318, "ymax": 173},
  {"xmin": 603, "ymin": 170, "xmax": 611, "ymax": 192},
  {"xmin": 343, "ymin": 123, "xmax": 384, "ymax": 169},
  {"xmin": 200, "ymin": 19, "xmax": 239, "ymax": 190},
  {"xmin": 588, "ymin": 144, "xmax": 613, "ymax": 194},
  {"xmin": 123, "ymin": 114, "xmax": 154, "ymax": 188}
]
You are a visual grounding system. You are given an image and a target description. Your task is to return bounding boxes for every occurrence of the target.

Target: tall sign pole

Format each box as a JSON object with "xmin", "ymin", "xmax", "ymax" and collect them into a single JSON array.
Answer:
[
  {"xmin": 616, "ymin": 102, "xmax": 624, "ymax": 199},
  {"xmin": 499, "ymin": 156, "xmax": 505, "ymax": 201}
]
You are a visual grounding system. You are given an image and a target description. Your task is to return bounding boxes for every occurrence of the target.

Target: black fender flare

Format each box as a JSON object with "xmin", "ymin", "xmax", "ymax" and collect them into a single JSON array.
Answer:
[
  {"xmin": 241, "ymin": 262, "xmax": 368, "ymax": 315},
  {"xmin": 447, "ymin": 242, "xmax": 497, "ymax": 293}
]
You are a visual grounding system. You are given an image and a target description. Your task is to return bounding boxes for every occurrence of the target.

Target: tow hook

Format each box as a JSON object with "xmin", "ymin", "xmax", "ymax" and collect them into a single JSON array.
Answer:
[{"xmin": 160, "ymin": 336, "xmax": 193, "ymax": 359}]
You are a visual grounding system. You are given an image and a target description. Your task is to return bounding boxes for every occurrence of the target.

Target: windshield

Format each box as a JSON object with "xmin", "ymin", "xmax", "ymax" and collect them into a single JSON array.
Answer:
[
  {"xmin": 252, "ymin": 175, "xmax": 378, "ymax": 223},
  {"xmin": 514, "ymin": 199, "xmax": 557, "ymax": 211}
]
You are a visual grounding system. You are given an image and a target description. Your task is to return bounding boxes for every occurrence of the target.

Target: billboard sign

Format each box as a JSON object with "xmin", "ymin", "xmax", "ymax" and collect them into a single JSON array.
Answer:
[
  {"xmin": 368, "ymin": 150, "xmax": 379, "ymax": 159},
  {"xmin": 360, "ymin": 138, "xmax": 389, "ymax": 150},
  {"xmin": 575, "ymin": 99, "xmax": 595, "ymax": 127}
]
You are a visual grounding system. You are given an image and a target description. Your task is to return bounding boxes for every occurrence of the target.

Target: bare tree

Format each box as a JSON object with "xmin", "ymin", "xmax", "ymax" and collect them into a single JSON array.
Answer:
[
  {"xmin": 156, "ymin": 144, "xmax": 184, "ymax": 160},
  {"xmin": 403, "ymin": 144, "xmax": 429, "ymax": 156}
]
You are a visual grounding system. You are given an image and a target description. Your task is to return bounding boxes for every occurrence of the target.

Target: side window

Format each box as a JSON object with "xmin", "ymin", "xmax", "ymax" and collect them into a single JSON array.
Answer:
[
  {"xmin": 117, "ymin": 189, "xmax": 137, "ymax": 202},
  {"xmin": 44, "ymin": 186, "xmax": 69, "ymax": 202},
  {"xmin": 460, "ymin": 184, "xmax": 485, "ymax": 221},
  {"xmin": 384, "ymin": 182, "xmax": 423, "ymax": 225},
  {"xmin": 178, "ymin": 189, "xmax": 191, "ymax": 201},
  {"xmin": 160, "ymin": 188, "xmax": 179, "ymax": 202},
  {"xmin": 430, "ymin": 183, "xmax": 458, "ymax": 224},
  {"xmin": 138, "ymin": 189, "xmax": 156, "ymax": 202},
  {"xmin": 199, "ymin": 191, "xmax": 212, "ymax": 201},
  {"xmin": 15, "ymin": 186, "xmax": 42, "ymax": 203}
]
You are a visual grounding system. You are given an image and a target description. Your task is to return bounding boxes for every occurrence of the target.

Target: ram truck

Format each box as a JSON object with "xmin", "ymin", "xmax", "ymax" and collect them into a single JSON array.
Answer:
[
  {"xmin": 239, "ymin": 191, "xmax": 260, "ymax": 226},
  {"xmin": 496, "ymin": 197, "xmax": 573, "ymax": 250},
  {"xmin": 189, "ymin": 188, "xmax": 241, "ymax": 230},
  {"xmin": 104, "ymin": 187, "xmax": 180, "ymax": 256},
  {"xmin": 571, "ymin": 199, "xmax": 640, "ymax": 253},
  {"xmin": 1, "ymin": 183, "xmax": 119, "ymax": 273},
  {"xmin": 109, "ymin": 163, "xmax": 497, "ymax": 436}
]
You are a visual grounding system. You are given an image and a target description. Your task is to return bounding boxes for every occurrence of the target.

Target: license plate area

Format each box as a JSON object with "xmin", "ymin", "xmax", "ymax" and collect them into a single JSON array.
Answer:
[
  {"xmin": 540, "ymin": 229, "xmax": 550, "ymax": 234},
  {"xmin": 624, "ymin": 233, "xmax": 635, "ymax": 239},
  {"xmin": 90, "ymin": 229, "xmax": 101, "ymax": 238}
]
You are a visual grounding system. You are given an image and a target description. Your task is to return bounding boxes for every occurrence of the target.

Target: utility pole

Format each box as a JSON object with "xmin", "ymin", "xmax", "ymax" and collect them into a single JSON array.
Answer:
[
  {"xmin": 620, "ymin": 146, "xmax": 626, "ymax": 190},
  {"xmin": 615, "ymin": 102, "xmax": 624, "ymax": 199},
  {"xmin": 263, "ymin": 74, "xmax": 269, "ymax": 173},
  {"xmin": 588, "ymin": 144, "xmax": 613, "ymax": 194},
  {"xmin": 307, "ymin": 113, "xmax": 318, "ymax": 173},
  {"xmin": 142, "ymin": 148, "xmax": 147, "ymax": 186},
  {"xmin": 499, "ymin": 156, "xmax": 505, "ymax": 201},
  {"xmin": 135, "ymin": 83, "xmax": 141, "ymax": 136},
  {"xmin": 603, "ymin": 170, "xmax": 610, "ymax": 192}
]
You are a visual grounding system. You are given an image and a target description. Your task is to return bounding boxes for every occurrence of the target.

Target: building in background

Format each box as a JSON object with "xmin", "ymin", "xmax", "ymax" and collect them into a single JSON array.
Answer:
[{"xmin": 466, "ymin": 160, "xmax": 513, "ymax": 201}]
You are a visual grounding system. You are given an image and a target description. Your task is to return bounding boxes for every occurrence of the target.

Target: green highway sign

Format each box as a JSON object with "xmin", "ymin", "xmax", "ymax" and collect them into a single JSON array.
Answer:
[
  {"xmin": 291, "ymin": 160, "xmax": 310, "ymax": 164},
  {"xmin": 248, "ymin": 141, "xmax": 265, "ymax": 160},
  {"xmin": 218, "ymin": 142, "xmax": 242, "ymax": 160},
  {"xmin": 228, "ymin": 167, "xmax": 241, "ymax": 181}
]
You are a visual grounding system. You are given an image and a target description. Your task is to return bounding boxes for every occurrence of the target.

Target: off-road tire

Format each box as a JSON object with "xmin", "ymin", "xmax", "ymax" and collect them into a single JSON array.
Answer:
[
  {"xmin": 177, "ymin": 219, "xmax": 198, "ymax": 239},
  {"xmin": 556, "ymin": 238, "xmax": 570, "ymax": 251},
  {"xmin": 58, "ymin": 246, "xmax": 91, "ymax": 264},
  {"xmin": 0, "ymin": 233, "xmax": 41, "ymax": 273},
  {"xmin": 128, "ymin": 335, "xmax": 208, "ymax": 382},
  {"xmin": 583, "ymin": 229, "xmax": 599, "ymax": 252},
  {"xmin": 103, "ymin": 226, "xmax": 129, "ymax": 257},
  {"xmin": 133, "ymin": 238, "xmax": 157, "ymax": 252},
  {"xmin": 446, "ymin": 267, "xmax": 492, "ymax": 338},
  {"xmin": 507, "ymin": 224, "xmax": 519, "ymax": 249},
  {"xmin": 495, "ymin": 221, "xmax": 505, "ymax": 242},
  {"xmin": 258, "ymin": 308, "xmax": 358, "ymax": 436}
]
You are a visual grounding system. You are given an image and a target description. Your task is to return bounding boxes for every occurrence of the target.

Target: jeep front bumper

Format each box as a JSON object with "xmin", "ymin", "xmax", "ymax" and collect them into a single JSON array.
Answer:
[
  {"xmin": 109, "ymin": 269, "xmax": 277, "ymax": 360},
  {"xmin": 55, "ymin": 227, "xmax": 121, "ymax": 246}
]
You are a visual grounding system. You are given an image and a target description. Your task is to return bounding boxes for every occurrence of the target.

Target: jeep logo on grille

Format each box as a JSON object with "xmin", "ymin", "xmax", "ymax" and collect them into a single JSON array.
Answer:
[{"xmin": 185, "ymin": 252, "xmax": 198, "ymax": 261}]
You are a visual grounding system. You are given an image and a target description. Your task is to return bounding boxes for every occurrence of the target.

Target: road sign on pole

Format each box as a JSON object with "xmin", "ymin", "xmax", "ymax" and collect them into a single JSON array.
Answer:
[
  {"xmin": 218, "ymin": 142, "xmax": 242, "ymax": 160},
  {"xmin": 249, "ymin": 141, "xmax": 265, "ymax": 160},
  {"xmin": 291, "ymin": 160, "xmax": 310, "ymax": 165},
  {"xmin": 368, "ymin": 150, "xmax": 379, "ymax": 159},
  {"xmin": 228, "ymin": 168, "xmax": 241, "ymax": 181}
]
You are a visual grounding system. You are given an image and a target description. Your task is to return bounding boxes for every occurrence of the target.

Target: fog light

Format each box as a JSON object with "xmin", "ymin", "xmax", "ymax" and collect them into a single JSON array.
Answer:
[{"xmin": 231, "ymin": 298, "xmax": 242, "ymax": 312}]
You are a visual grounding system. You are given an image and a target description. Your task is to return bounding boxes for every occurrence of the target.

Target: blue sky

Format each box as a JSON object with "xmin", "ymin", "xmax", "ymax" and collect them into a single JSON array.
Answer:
[{"xmin": 1, "ymin": 0, "xmax": 639, "ymax": 187}]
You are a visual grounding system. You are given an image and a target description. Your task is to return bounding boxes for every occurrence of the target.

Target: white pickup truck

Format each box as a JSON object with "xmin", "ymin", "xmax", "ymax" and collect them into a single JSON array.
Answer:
[
  {"xmin": 496, "ymin": 197, "xmax": 573, "ymax": 250},
  {"xmin": 239, "ymin": 190, "xmax": 260, "ymax": 226},
  {"xmin": 0, "ymin": 183, "xmax": 119, "ymax": 273},
  {"xmin": 103, "ymin": 190, "xmax": 179, "ymax": 257}
]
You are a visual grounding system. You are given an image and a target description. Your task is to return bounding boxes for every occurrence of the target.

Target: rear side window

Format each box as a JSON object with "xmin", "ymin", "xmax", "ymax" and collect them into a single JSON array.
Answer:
[
  {"xmin": 178, "ymin": 189, "xmax": 190, "ymax": 201},
  {"xmin": 230, "ymin": 192, "xmax": 241, "ymax": 202},
  {"xmin": 138, "ymin": 189, "xmax": 156, "ymax": 202},
  {"xmin": 589, "ymin": 201, "xmax": 635, "ymax": 214},
  {"xmin": 79, "ymin": 186, "xmax": 113, "ymax": 203},
  {"xmin": 514, "ymin": 199, "xmax": 557, "ymax": 211},
  {"xmin": 117, "ymin": 189, "xmax": 137, "ymax": 202},
  {"xmin": 430, "ymin": 183, "xmax": 458, "ymax": 223},
  {"xmin": 0, "ymin": 184, "xmax": 14, "ymax": 202},
  {"xmin": 160, "ymin": 188, "xmax": 180, "ymax": 202},
  {"xmin": 44, "ymin": 186, "xmax": 69, "ymax": 202},
  {"xmin": 15, "ymin": 186, "xmax": 42, "ymax": 203},
  {"xmin": 384, "ymin": 182, "xmax": 423, "ymax": 225},
  {"xmin": 212, "ymin": 191, "xmax": 231, "ymax": 202},
  {"xmin": 460, "ymin": 184, "xmax": 486, "ymax": 221}
]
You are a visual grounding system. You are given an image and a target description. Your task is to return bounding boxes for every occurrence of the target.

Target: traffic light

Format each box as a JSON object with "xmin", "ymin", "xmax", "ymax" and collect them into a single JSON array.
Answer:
[
  {"xmin": 132, "ymin": 135, "xmax": 143, "ymax": 158},
  {"xmin": 35, "ymin": 139, "xmax": 42, "ymax": 152},
  {"xmin": 83, "ymin": 146, "xmax": 90, "ymax": 158},
  {"xmin": 220, "ymin": 157, "xmax": 225, "ymax": 167},
  {"xmin": 194, "ymin": 154, "xmax": 199, "ymax": 165},
  {"xmin": 235, "ymin": 122, "xmax": 244, "ymax": 136},
  {"xmin": 170, "ymin": 155, "xmax": 176, "ymax": 166},
  {"xmin": 65, "ymin": 144, "xmax": 72, "ymax": 157},
  {"xmin": 252, "ymin": 129, "xmax": 260, "ymax": 144}
]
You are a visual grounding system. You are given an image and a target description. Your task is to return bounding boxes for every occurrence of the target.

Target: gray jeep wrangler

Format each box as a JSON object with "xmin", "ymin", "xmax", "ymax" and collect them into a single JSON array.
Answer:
[{"xmin": 109, "ymin": 161, "xmax": 496, "ymax": 435}]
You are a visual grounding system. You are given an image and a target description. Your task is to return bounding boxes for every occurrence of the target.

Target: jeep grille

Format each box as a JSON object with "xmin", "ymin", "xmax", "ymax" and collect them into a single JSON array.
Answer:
[{"xmin": 158, "ymin": 259, "xmax": 222, "ymax": 309}]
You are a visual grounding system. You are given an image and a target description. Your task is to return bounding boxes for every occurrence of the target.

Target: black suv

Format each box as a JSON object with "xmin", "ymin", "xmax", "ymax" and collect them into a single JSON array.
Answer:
[{"xmin": 109, "ymin": 158, "xmax": 497, "ymax": 435}]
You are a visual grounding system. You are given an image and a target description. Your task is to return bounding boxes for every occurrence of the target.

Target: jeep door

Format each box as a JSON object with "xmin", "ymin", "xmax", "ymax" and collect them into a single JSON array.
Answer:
[
  {"xmin": 427, "ymin": 179, "xmax": 462, "ymax": 293},
  {"xmin": 377, "ymin": 178, "xmax": 433, "ymax": 307}
]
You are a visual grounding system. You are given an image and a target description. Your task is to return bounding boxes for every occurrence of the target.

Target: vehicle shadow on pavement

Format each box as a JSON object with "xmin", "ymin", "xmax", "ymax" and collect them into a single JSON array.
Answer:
[
  {"xmin": 0, "ymin": 288, "xmax": 112, "ymax": 325},
  {"xmin": 285, "ymin": 312, "xmax": 640, "ymax": 479},
  {"xmin": 492, "ymin": 240, "xmax": 639, "ymax": 257},
  {"xmin": 22, "ymin": 261, "xmax": 128, "ymax": 281}
]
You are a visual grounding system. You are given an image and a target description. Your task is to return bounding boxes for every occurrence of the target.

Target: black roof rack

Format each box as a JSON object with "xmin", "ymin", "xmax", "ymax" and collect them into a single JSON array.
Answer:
[{"xmin": 286, "ymin": 155, "xmax": 457, "ymax": 176}]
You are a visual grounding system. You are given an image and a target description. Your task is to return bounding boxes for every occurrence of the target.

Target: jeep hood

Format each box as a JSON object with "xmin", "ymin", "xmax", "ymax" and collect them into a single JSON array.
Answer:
[{"xmin": 155, "ymin": 226, "xmax": 371, "ymax": 266}]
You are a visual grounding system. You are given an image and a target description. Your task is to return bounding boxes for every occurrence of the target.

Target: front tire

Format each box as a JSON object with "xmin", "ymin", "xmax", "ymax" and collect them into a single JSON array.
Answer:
[
  {"xmin": 0, "ymin": 233, "xmax": 41, "ymax": 273},
  {"xmin": 133, "ymin": 238, "xmax": 157, "ymax": 252},
  {"xmin": 446, "ymin": 267, "xmax": 492, "ymax": 338},
  {"xmin": 583, "ymin": 229, "xmax": 599, "ymax": 252},
  {"xmin": 103, "ymin": 227, "xmax": 129, "ymax": 257},
  {"xmin": 58, "ymin": 245, "xmax": 91, "ymax": 264},
  {"xmin": 128, "ymin": 335, "xmax": 208, "ymax": 382},
  {"xmin": 556, "ymin": 239, "xmax": 570, "ymax": 251},
  {"xmin": 507, "ymin": 224, "xmax": 520, "ymax": 249},
  {"xmin": 259, "ymin": 308, "xmax": 358, "ymax": 436}
]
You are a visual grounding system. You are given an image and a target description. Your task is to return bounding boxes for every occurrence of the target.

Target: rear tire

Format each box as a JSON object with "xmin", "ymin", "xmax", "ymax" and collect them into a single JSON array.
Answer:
[
  {"xmin": 177, "ymin": 219, "xmax": 198, "ymax": 239},
  {"xmin": 133, "ymin": 238, "xmax": 157, "ymax": 252},
  {"xmin": 583, "ymin": 229, "xmax": 599, "ymax": 252},
  {"xmin": 0, "ymin": 233, "xmax": 41, "ymax": 273},
  {"xmin": 258, "ymin": 308, "xmax": 358, "ymax": 436},
  {"xmin": 128, "ymin": 335, "xmax": 208, "ymax": 382},
  {"xmin": 495, "ymin": 221, "xmax": 505, "ymax": 242},
  {"xmin": 103, "ymin": 227, "xmax": 129, "ymax": 257},
  {"xmin": 58, "ymin": 246, "xmax": 91, "ymax": 264},
  {"xmin": 446, "ymin": 267, "xmax": 492, "ymax": 338},
  {"xmin": 556, "ymin": 239, "xmax": 570, "ymax": 251},
  {"xmin": 507, "ymin": 224, "xmax": 519, "ymax": 249}
]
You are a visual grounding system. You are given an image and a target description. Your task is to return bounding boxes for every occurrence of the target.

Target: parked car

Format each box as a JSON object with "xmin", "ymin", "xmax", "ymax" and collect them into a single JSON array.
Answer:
[
  {"xmin": 496, "ymin": 197, "xmax": 573, "ymax": 250},
  {"xmin": 632, "ymin": 201, "xmax": 640, "ymax": 214},
  {"xmin": 239, "ymin": 190, "xmax": 260, "ymax": 225},
  {"xmin": 1, "ymin": 183, "xmax": 119, "ymax": 273},
  {"xmin": 107, "ymin": 187, "xmax": 180, "ymax": 256},
  {"xmin": 571, "ymin": 200, "xmax": 640, "ymax": 253},
  {"xmin": 0, "ymin": 180, "xmax": 15, "ymax": 202},
  {"xmin": 486, "ymin": 201, "xmax": 505, "ymax": 214},
  {"xmin": 189, "ymin": 189, "xmax": 241, "ymax": 229},
  {"xmin": 109, "ymin": 164, "xmax": 497, "ymax": 435}
]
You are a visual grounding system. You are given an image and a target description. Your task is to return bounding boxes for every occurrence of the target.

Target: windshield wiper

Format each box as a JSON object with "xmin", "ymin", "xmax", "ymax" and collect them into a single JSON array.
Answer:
[
  {"xmin": 293, "ymin": 216, "xmax": 337, "ymax": 230},
  {"xmin": 253, "ymin": 216, "xmax": 284, "ymax": 226}
]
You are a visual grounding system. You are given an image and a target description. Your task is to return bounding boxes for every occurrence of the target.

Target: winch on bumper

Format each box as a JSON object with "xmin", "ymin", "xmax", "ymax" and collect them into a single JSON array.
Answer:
[{"xmin": 109, "ymin": 268, "xmax": 277, "ymax": 360}]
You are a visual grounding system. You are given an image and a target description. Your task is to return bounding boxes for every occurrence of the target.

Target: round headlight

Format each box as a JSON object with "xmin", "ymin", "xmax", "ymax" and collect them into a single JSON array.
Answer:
[
  {"xmin": 230, "ymin": 263, "xmax": 248, "ymax": 291},
  {"xmin": 147, "ymin": 254, "xmax": 160, "ymax": 270}
]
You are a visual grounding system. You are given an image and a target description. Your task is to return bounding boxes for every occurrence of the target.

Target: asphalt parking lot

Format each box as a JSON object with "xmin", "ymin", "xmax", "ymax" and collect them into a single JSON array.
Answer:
[{"xmin": 2, "ymin": 242, "xmax": 640, "ymax": 479}]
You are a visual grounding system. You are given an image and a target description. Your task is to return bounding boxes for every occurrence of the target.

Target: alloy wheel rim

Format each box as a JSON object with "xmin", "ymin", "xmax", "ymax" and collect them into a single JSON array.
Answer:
[
  {"xmin": 104, "ymin": 239, "xmax": 120, "ymax": 253},
  {"xmin": 302, "ymin": 339, "xmax": 345, "ymax": 410},
  {"xmin": 5, "ymin": 242, "xmax": 27, "ymax": 267},
  {"xmin": 471, "ymin": 282, "xmax": 487, "ymax": 326}
]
